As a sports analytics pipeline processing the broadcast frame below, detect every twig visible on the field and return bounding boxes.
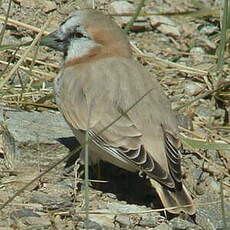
[53,199,229,216]
[0,15,49,35]
[0,17,52,89]
[216,0,228,75]
[0,60,55,80]
[175,84,228,111]
[124,0,146,33]
[0,0,12,45]
[0,100,57,109]
[130,42,208,75]
[181,135,230,177]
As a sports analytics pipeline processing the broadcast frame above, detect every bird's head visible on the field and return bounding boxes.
[41,9,132,66]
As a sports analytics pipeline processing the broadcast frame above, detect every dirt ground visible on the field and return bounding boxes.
[0,0,229,229]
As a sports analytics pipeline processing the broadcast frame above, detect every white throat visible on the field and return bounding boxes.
[66,38,100,62]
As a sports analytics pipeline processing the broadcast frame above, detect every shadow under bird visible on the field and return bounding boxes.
[41,9,196,215]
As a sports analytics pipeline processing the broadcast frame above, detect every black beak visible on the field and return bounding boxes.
[40,30,66,52]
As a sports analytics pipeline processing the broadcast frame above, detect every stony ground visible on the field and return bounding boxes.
[0,0,229,229]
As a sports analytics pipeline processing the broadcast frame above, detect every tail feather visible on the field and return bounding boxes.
[151,180,196,215]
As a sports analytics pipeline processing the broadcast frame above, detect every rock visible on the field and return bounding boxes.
[1,110,73,145]
[149,16,180,37]
[183,81,203,96]
[195,194,230,230]
[175,113,193,130]
[105,192,117,199]
[78,219,103,230]
[115,214,131,227]
[0,109,77,166]
[154,222,173,230]
[108,1,150,31]
[21,36,33,43]
[1,3,14,16]
[213,108,226,121]
[21,0,57,13]
[29,191,72,210]
[108,1,135,26]
[209,179,220,193]
[1,30,18,45]
[106,202,148,213]
[87,209,115,229]
[169,217,202,230]
[196,37,216,51]
[195,104,211,118]
[107,202,165,228]
[10,208,41,219]
[190,47,205,62]
[200,26,219,35]
[139,213,165,228]
[42,0,57,13]
[22,216,51,228]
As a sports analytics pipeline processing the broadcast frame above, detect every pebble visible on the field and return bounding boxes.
[22,216,51,228]
[1,111,73,144]
[87,209,115,229]
[195,104,211,118]
[139,213,165,228]
[149,15,180,37]
[169,217,202,230]
[108,1,135,26]
[105,192,117,199]
[200,26,219,35]
[153,222,173,230]
[21,0,57,13]
[106,202,148,213]
[115,214,131,227]
[196,194,230,229]
[10,208,40,219]
[183,81,203,96]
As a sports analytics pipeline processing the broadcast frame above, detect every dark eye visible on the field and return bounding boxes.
[75,31,84,38]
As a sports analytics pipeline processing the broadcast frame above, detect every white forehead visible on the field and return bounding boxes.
[60,13,84,33]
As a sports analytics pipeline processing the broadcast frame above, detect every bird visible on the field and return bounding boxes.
[42,9,195,215]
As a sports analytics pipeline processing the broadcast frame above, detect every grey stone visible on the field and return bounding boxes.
[149,16,180,37]
[21,216,51,228]
[175,113,193,130]
[200,26,219,35]
[82,219,103,230]
[29,191,72,209]
[183,81,203,96]
[195,194,230,230]
[106,202,149,213]
[2,110,72,144]
[209,179,220,193]
[154,222,173,230]
[169,217,202,229]
[108,1,135,26]
[21,0,57,13]
[139,213,165,227]
[195,105,211,118]
[105,193,117,199]
[115,214,130,226]
[86,209,115,229]
[190,47,205,62]
[10,208,40,219]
